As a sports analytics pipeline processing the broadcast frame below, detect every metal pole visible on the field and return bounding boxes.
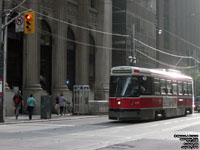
[0,0,6,123]
[2,14,8,122]
[0,0,26,122]
[129,24,136,66]
[156,0,160,68]
[132,24,135,58]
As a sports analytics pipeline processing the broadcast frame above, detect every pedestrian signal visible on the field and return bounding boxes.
[24,12,35,34]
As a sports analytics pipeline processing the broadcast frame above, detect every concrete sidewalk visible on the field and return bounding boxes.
[1,114,106,125]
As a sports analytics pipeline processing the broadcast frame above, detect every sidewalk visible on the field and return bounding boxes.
[1,114,106,125]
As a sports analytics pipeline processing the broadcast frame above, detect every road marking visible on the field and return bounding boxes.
[17,123,76,127]
[164,122,171,125]
[148,124,159,127]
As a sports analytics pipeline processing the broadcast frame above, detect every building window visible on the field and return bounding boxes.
[91,0,96,8]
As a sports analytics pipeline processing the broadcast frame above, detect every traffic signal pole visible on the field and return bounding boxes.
[0,0,26,122]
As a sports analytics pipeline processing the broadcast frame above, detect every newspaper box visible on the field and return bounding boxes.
[73,85,89,114]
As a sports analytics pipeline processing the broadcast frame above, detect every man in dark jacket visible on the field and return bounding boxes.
[13,91,22,119]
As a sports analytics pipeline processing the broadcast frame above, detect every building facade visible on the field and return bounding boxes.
[1,0,112,116]
[157,0,200,97]
[157,0,200,69]
[112,0,157,68]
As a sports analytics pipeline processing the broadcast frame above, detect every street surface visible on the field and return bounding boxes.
[1,113,200,150]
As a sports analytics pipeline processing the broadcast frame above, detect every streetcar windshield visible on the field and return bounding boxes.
[110,76,140,97]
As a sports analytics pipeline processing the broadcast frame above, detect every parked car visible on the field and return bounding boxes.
[195,97,200,112]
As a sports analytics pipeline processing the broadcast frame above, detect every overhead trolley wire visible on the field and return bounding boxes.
[6,0,200,68]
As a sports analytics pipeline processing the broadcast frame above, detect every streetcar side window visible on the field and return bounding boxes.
[160,79,167,95]
[178,82,183,95]
[153,78,160,95]
[166,80,172,95]
[172,82,178,95]
[140,76,153,95]
[183,82,188,96]
[188,83,192,95]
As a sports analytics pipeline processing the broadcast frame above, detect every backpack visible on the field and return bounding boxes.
[13,96,20,105]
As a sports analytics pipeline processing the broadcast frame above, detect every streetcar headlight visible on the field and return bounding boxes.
[117,101,121,105]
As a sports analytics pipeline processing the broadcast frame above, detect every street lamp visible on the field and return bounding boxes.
[128,55,136,66]
[158,29,162,35]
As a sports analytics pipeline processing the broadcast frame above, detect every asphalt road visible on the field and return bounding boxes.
[1,113,200,150]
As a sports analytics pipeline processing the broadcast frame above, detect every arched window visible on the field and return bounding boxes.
[67,27,76,90]
[89,34,95,89]
[40,20,52,94]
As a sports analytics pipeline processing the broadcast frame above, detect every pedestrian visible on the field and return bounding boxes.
[55,93,60,115]
[27,94,36,120]
[13,91,23,119]
[59,93,66,115]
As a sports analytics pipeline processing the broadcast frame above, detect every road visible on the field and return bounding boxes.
[0,113,200,150]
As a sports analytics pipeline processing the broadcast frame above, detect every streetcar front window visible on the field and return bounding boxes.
[110,76,140,97]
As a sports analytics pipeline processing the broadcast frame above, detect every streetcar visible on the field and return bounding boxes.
[109,66,194,120]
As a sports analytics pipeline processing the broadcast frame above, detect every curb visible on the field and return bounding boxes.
[0,115,107,125]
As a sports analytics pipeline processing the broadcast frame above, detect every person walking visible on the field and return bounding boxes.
[59,93,66,115]
[13,91,23,119]
[27,94,36,120]
[55,93,60,115]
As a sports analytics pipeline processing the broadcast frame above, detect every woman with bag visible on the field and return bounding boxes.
[27,94,36,120]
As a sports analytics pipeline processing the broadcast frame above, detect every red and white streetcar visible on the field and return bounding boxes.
[109,66,194,120]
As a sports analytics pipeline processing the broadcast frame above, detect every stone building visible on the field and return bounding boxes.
[1,0,112,116]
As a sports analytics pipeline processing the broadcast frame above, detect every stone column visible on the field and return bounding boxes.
[52,0,69,111]
[95,0,112,100]
[76,0,89,85]
[23,0,43,115]
[23,0,41,90]
[53,0,68,91]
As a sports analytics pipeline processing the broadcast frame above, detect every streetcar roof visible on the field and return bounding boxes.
[111,66,192,80]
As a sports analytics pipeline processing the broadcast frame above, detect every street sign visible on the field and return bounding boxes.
[15,15,24,32]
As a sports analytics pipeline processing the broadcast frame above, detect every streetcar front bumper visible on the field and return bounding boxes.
[109,108,154,120]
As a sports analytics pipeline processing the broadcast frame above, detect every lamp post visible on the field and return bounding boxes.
[0,0,6,123]
[129,24,136,66]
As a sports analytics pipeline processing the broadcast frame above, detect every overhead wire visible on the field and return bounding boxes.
[5,0,200,68]
[39,29,197,70]
[136,50,196,69]
[7,0,130,38]
[38,29,125,52]
[113,2,200,51]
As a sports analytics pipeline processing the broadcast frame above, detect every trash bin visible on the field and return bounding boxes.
[41,95,51,119]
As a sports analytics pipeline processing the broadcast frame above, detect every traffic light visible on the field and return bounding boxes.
[24,12,35,34]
